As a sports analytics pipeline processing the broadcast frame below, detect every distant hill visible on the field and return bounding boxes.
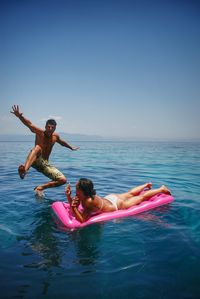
[1,134,198,142]
[0,133,105,142]
[59,132,104,141]
[0,134,34,142]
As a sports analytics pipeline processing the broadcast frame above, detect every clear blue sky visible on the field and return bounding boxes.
[1,0,200,140]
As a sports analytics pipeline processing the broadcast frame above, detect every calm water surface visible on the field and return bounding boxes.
[0,141,200,299]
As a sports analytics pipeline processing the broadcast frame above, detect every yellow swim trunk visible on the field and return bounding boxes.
[32,156,65,181]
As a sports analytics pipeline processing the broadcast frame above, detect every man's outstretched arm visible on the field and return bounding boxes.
[56,135,79,150]
[11,105,41,133]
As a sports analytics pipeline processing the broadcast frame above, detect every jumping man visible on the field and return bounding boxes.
[11,105,79,195]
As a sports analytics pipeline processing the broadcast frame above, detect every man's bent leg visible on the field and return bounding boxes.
[18,145,42,179]
[33,158,67,192]
[35,176,67,191]
[24,145,42,172]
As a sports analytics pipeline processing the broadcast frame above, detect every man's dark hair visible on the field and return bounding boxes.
[77,178,96,199]
[46,119,57,126]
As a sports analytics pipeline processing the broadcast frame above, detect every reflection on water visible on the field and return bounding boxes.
[19,204,61,270]
[70,225,103,266]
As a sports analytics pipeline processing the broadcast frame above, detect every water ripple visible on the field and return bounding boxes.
[1,141,200,298]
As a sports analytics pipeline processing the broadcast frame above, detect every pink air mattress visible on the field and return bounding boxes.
[52,193,174,229]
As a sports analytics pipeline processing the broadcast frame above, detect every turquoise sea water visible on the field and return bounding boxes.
[0,141,200,299]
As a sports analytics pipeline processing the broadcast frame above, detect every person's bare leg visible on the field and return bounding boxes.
[18,145,42,179]
[128,182,152,195]
[119,182,152,199]
[34,176,67,191]
[24,145,42,171]
[120,186,171,209]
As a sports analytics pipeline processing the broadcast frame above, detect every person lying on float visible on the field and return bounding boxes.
[65,178,171,223]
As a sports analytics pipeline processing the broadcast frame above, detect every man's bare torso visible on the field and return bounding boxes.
[35,131,58,160]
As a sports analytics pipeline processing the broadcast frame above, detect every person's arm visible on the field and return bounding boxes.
[10,105,42,134]
[65,186,86,222]
[65,184,73,205]
[56,135,79,151]
[71,206,85,223]
[70,196,89,223]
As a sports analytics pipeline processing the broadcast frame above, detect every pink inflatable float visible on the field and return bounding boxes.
[52,193,174,229]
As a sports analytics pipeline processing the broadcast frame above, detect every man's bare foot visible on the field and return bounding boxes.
[18,165,26,179]
[34,186,45,198]
[160,185,171,195]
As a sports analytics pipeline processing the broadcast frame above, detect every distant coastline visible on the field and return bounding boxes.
[0,133,105,142]
[0,133,199,143]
